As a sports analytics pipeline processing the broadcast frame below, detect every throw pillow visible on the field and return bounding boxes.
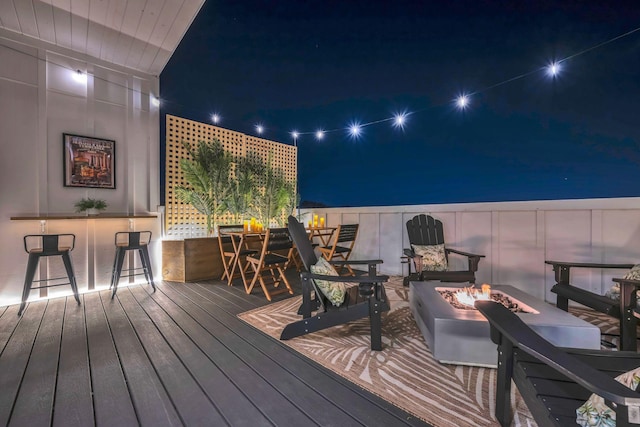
[310,257,346,306]
[576,365,640,426]
[604,264,640,308]
[412,244,448,271]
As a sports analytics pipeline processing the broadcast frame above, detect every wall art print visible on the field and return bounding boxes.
[63,133,115,189]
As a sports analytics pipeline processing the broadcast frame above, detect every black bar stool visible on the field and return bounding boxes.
[110,231,156,299]
[20,234,80,316]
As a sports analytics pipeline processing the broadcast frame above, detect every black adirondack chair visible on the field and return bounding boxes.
[403,214,484,285]
[476,299,640,427]
[282,216,390,351]
[545,260,638,351]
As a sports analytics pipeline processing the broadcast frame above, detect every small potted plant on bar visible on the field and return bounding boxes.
[74,197,107,216]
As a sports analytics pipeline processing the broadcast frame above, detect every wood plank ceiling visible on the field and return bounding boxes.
[0,0,205,76]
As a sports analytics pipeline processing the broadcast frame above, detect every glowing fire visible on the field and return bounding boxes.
[455,284,492,307]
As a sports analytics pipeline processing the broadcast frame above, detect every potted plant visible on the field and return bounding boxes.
[174,139,233,235]
[74,197,107,216]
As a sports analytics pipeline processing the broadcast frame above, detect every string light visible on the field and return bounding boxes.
[205,26,640,143]
[348,122,362,139]
[212,113,220,124]
[151,96,160,107]
[256,124,264,135]
[393,112,408,129]
[547,61,561,77]
[456,94,469,109]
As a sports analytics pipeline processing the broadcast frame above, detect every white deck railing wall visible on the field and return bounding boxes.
[302,197,640,303]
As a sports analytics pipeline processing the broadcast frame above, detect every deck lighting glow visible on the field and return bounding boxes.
[72,69,87,84]
[315,130,324,140]
[256,124,264,134]
[212,114,220,124]
[456,95,469,109]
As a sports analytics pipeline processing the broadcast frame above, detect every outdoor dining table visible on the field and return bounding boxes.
[307,226,337,246]
[218,229,265,290]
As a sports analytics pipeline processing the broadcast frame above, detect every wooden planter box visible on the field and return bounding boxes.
[162,238,223,282]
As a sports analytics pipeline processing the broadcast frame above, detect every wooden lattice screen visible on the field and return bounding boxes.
[165,114,297,237]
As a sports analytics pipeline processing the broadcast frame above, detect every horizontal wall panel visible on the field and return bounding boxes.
[0,41,38,84]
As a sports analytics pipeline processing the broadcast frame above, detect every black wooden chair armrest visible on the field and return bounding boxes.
[475,300,640,407]
[446,248,483,272]
[403,248,415,258]
[545,260,635,270]
[446,247,485,258]
[613,278,640,286]
[301,271,389,283]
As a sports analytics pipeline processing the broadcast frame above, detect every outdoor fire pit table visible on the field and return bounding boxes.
[409,282,601,367]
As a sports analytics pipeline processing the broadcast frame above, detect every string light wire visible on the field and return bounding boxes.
[4,25,638,142]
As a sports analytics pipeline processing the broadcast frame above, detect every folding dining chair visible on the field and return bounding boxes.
[245,227,294,301]
[318,224,359,275]
[217,224,257,286]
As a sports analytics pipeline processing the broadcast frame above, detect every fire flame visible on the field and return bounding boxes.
[455,284,492,307]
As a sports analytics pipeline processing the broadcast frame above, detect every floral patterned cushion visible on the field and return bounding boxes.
[576,365,640,426]
[412,244,448,272]
[310,257,346,306]
[605,264,640,308]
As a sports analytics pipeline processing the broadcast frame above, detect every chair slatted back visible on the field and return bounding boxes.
[406,214,445,246]
[335,224,359,244]
[266,227,293,252]
[287,216,318,271]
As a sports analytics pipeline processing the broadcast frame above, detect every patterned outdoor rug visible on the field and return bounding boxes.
[238,277,622,427]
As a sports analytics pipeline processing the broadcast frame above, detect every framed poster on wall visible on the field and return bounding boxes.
[63,133,116,189]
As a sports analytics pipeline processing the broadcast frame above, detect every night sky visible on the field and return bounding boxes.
[160,0,640,208]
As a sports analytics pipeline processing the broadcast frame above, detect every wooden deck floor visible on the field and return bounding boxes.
[0,273,431,427]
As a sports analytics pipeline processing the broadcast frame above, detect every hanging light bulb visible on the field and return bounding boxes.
[547,61,561,77]
[256,124,264,134]
[151,96,160,107]
[348,122,362,139]
[212,114,220,124]
[315,130,324,140]
[393,112,408,129]
[456,94,469,109]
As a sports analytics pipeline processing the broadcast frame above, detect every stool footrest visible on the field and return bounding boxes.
[117,273,147,279]
[32,276,71,283]
[30,282,72,290]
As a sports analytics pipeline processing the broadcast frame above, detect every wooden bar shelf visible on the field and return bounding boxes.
[11,213,158,220]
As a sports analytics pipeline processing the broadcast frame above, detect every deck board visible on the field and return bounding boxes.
[10,299,64,426]
[156,282,316,426]
[84,292,138,426]
[177,281,427,426]
[0,301,47,425]
[102,290,182,426]
[54,298,94,427]
[125,286,232,425]
[130,285,272,426]
[0,276,431,427]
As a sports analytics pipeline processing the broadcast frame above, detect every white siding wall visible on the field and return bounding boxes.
[304,197,640,303]
[0,31,160,307]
